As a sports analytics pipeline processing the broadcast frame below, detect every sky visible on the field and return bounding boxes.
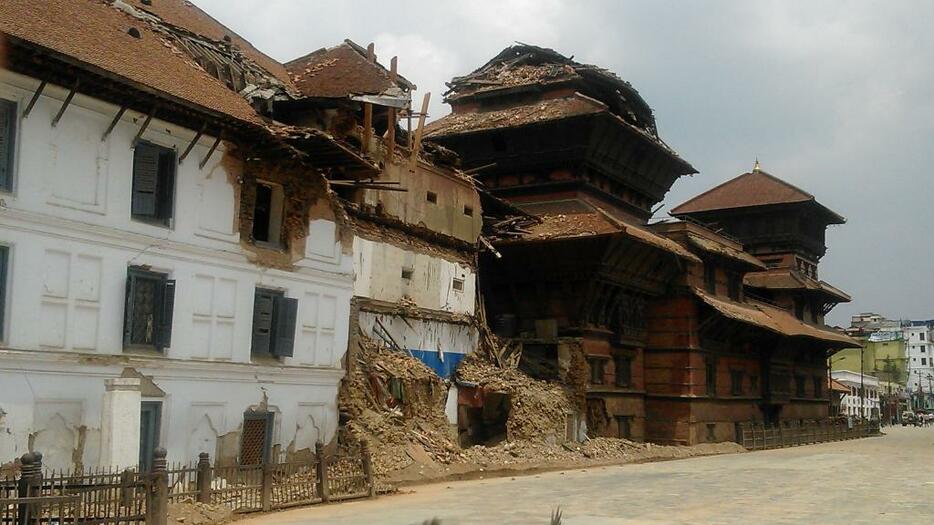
[195,0,934,326]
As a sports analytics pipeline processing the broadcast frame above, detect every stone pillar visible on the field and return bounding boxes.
[99,378,142,469]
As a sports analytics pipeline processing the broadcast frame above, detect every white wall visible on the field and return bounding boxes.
[352,236,475,315]
[0,71,353,469]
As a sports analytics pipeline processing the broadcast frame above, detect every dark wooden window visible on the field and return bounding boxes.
[240,411,274,465]
[251,288,298,358]
[794,299,805,320]
[589,357,607,385]
[131,141,176,226]
[0,99,16,192]
[615,355,632,388]
[730,370,744,395]
[0,245,7,340]
[705,358,717,396]
[813,377,823,398]
[123,267,175,351]
[727,272,741,301]
[795,374,806,397]
[704,263,717,294]
[615,415,633,439]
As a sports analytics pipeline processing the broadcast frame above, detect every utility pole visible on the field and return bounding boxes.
[859,345,866,419]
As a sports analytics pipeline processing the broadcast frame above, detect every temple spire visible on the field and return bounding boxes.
[753,158,761,172]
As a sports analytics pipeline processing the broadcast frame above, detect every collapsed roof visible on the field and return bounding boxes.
[443,43,659,139]
[285,39,416,107]
[0,0,377,174]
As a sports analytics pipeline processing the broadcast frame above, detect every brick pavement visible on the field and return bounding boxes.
[239,426,934,524]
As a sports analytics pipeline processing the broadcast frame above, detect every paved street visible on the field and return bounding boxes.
[242,426,934,524]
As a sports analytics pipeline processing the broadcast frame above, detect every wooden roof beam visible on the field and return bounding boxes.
[50,80,79,127]
[22,80,46,119]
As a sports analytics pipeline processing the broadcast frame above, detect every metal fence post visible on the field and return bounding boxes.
[196,452,212,504]
[149,448,168,525]
[360,442,376,498]
[315,441,329,503]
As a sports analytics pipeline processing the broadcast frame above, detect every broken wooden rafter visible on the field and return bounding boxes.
[387,56,398,157]
[100,105,128,142]
[361,42,376,154]
[479,235,502,259]
[22,80,46,119]
[178,122,207,164]
[131,106,158,147]
[199,132,223,169]
[329,180,408,192]
[463,162,497,175]
[50,80,79,127]
[408,92,431,169]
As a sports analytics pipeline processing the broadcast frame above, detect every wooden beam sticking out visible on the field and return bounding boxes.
[50,80,79,127]
[199,132,223,170]
[408,92,431,169]
[22,80,46,119]
[361,42,376,154]
[101,105,128,142]
[178,122,207,164]
[387,56,398,158]
[463,162,497,175]
[131,107,158,147]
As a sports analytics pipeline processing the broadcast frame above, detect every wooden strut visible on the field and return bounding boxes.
[101,105,128,142]
[408,92,431,169]
[50,80,79,127]
[387,56,398,157]
[361,43,375,154]
[131,107,157,147]
[22,80,46,119]
[178,122,207,164]
[199,132,223,169]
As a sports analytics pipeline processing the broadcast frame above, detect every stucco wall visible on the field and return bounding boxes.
[0,71,352,469]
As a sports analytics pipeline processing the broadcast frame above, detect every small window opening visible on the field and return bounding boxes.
[452,277,465,291]
[705,358,717,396]
[252,182,285,247]
[589,357,607,385]
[463,205,474,216]
[401,268,414,280]
[131,141,176,227]
[426,191,438,204]
[730,370,744,395]
[616,415,633,439]
[706,423,717,442]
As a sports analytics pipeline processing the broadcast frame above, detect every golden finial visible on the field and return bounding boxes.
[753,158,761,172]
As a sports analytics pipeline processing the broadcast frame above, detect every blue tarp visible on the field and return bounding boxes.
[408,349,467,378]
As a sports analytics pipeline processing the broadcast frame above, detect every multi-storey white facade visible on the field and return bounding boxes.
[905,324,934,393]
[0,70,352,471]
[832,370,880,419]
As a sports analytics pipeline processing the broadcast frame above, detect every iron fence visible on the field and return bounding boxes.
[737,419,881,450]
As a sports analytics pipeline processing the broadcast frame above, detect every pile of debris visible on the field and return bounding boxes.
[456,351,573,442]
[167,501,234,525]
[339,335,461,478]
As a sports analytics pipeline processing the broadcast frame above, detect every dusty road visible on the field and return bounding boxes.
[241,426,934,524]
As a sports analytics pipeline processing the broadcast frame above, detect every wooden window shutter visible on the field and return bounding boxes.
[0,100,15,191]
[0,245,7,338]
[271,296,297,357]
[251,291,275,355]
[155,279,175,350]
[122,271,136,346]
[132,142,160,217]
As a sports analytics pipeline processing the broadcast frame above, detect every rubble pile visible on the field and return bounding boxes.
[339,335,460,477]
[167,501,234,525]
[457,351,573,441]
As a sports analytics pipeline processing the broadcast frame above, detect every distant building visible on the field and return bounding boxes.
[831,371,880,419]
